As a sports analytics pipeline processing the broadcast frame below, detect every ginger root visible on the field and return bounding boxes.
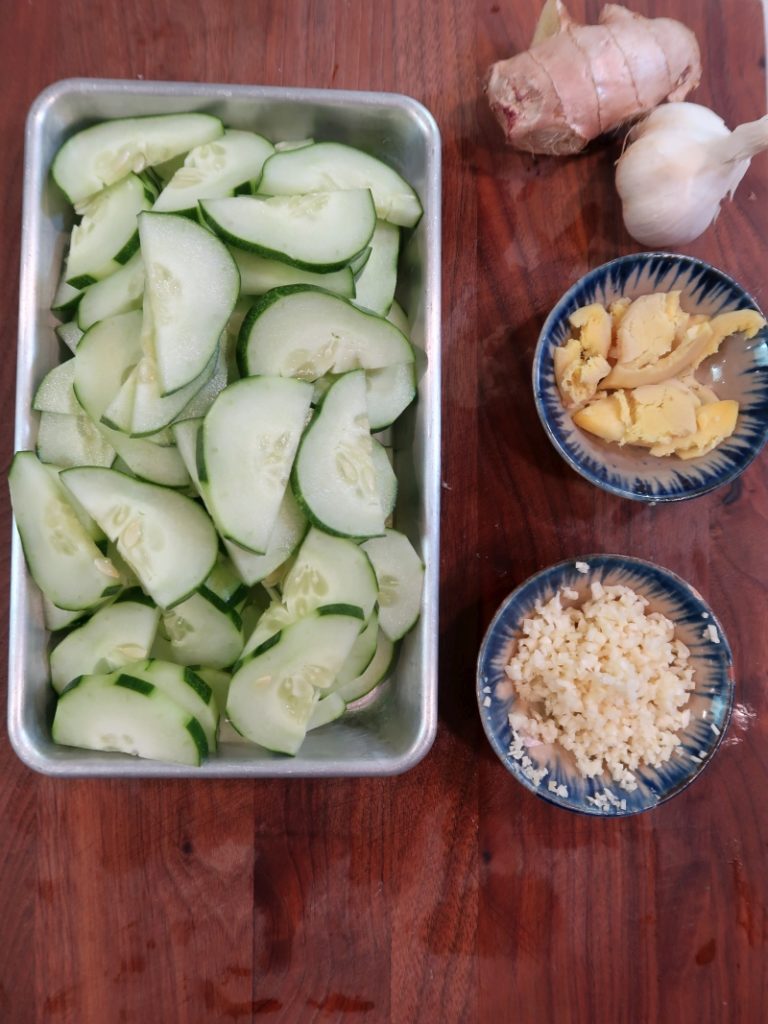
[486,0,701,155]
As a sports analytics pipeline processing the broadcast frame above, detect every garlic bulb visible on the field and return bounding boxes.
[616,102,768,247]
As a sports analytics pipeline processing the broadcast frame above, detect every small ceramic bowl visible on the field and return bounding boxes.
[477,555,734,816]
[533,253,768,502]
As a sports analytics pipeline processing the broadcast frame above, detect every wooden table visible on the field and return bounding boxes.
[1,1,766,1021]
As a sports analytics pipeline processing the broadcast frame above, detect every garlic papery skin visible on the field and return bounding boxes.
[616,103,768,247]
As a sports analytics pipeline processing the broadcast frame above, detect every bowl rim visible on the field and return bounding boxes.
[532,252,768,503]
[476,553,736,817]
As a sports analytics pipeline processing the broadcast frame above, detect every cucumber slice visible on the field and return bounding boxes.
[232,249,355,298]
[9,453,121,611]
[226,611,363,754]
[139,211,239,395]
[44,596,88,633]
[371,440,397,518]
[53,113,224,204]
[123,331,220,437]
[77,252,144,330]
[282,527,378,621]
[365,362,416,431]
[332,627,395,703]
[350,247,371,277]
[60,467,218,609]
[50,601,161,693]
[173,418,308,585]
[201,190,376,272]
[107,433,190,488]
[307,691,346,731]
[237,285,413,380]
[386,300,409,335]
[73,310,144,422]
[200,376,313,554]
[201,556,249,609]
[274,138,314,152]
[362,529,424,640]
[160,590,244,670]
[33,360,79,415]
[37,411,116,469]
[52,277,83,320]
[353,220,400,315]
[194,667,231,714]
[56,321,84,353]
[292,371,385,539]
[65,174,151,287]
[257,142,423,228]
[120,660,218,751]
[52,672,208,765]
[333,610,380,689]
[153,130,275,213]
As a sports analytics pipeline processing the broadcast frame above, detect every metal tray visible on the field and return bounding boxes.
[9,78,441,777]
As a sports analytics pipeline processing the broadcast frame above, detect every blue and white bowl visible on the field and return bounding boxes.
[477,555,735,817]
[533,254,768,501]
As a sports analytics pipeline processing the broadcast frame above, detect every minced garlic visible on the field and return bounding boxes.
[501,583,695,791]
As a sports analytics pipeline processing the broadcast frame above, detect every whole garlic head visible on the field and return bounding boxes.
[616,103,768,248]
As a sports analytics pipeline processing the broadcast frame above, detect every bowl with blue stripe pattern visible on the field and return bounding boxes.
[477,555,734,816]
[533,253,768,501]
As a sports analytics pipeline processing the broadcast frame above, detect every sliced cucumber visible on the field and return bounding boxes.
[200,376,313,554]
[226,610,363,754]
[53,113,224,204]
[292,371,385,539]
[201,556,249,609]
[120,660,218,751]
[50,600,161,693]
[173,418,308,585]
[139,211,239,395]
[371,440,397,518]
[65,174,151,287]
[274,138,314,152]
[73,310,143,422]
[333,610,380,689]
[172,340,229,423]
[44,596,88,633]
[331,626,395,703]
[153,130,275,213]
[257,142,422,228]
[350,247,371,277]
[107,432,190,488]
[232,249,355,298]
[52,672,207,765]
[56,321,84,353]
[9,453,121,611]
[160,590,244,670]
[237,285,413,380]
[77,252,144,330]
[307,692,346,731]
[201,190,376,272]
[386,300,409,335]
[194,667,231,714]
[52,277,83,320]
[37,411,116,469]
[60,467,218,609]
[365,362,416,431]
[362,529,424,640]
[353,220,400,315]
[282,527,378,621]
[33,360,79,415]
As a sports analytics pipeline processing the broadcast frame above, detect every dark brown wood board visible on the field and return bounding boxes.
[0,1,766,1021]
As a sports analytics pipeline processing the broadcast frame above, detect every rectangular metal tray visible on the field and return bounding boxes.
[9,78,441,777]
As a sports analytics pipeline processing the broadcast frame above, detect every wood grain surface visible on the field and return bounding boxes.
[1,1,767,1022]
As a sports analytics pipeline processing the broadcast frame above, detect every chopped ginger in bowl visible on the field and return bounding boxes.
[533,254,768,502]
